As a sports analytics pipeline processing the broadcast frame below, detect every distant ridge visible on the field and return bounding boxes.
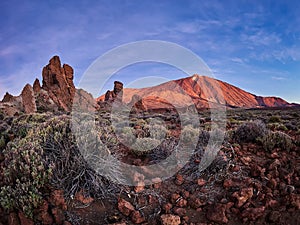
[97,74,296,110]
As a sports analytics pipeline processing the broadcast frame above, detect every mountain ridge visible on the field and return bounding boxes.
[97,74,296,110]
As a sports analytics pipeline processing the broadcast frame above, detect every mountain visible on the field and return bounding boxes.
[98,74,295,110]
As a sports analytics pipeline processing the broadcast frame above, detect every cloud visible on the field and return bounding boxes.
[271,76,287,81]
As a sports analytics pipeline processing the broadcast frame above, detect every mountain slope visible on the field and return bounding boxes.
[98,74,293,109]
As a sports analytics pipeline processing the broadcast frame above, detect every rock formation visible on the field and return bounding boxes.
[33,78,41,93]
[104,81,123,102]
[1,92,14,103]
[21,84,37,114]
[42,56,75,111]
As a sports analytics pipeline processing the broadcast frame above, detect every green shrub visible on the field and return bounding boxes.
[260,131,293,152]
[0,133,52,218]
[268,115,281,123]
[131,138,161,156]
[234,120,267,143]
[181,125,199,145]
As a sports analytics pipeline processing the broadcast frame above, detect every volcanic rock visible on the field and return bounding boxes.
[131,210,145,224]
[160,214,181,225]
[21,84,37,114]
[42,56,75,111]
[104,81,123,103]
[241,206,265,220]
[206,203,228,224]
[33,78,41,93]
[2,92,14,102]
[118,198,135,216]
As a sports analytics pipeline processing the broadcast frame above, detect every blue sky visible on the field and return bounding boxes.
[0,0,300,103]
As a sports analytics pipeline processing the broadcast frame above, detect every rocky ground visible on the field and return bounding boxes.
[0,107,299,225]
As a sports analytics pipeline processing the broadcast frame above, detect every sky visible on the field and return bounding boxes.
[0,0,300,103]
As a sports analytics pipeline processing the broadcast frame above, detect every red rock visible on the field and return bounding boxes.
[2,92,14,102]
[182,190,190,199]
[160,214,181,225]
[63,222,72,225]
[232,187,253,208]
[206,203,228,224]
[8,212,20,225]
[241,206,265,220]
[118,198,135,216]
[18,212,34,225]
[170,193,180,204]
[173,207,187,216]
[33,78,41,93]
[197,178,206,187]
[176,199,187,207]
[50,190,67,210]
[175,174,184,185]
[21,84,37,113]
[42,56,76,111]
[74,189,94,204]
[163,203,173,213]
[188,195,205,209]
[51,207,65,225]
[38,200,53,225]
[290,194,300,209]
[131,210,145,224]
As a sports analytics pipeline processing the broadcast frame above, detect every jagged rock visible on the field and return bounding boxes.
[33,78,41,93]
[2,92,14,102]
[21,84,36,114]
[36,89,58,112]
[118,198,135,216]
[206,203,228,224]
[73,89,97,112]
[42,56,75,111]
[104,81,123,102]
[160,214,181,225]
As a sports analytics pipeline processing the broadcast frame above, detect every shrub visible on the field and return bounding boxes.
[0,133,52,218]
[181,125,199,145]
[260,131,293,152]
[234,120,267,143]
[41,116,123,198]
[131,138,161,156]
[268,115,281,123]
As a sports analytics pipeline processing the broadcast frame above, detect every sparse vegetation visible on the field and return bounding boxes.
[234,120,267,143]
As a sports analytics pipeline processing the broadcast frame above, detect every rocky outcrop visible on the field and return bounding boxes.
[21,84,36,114]
[33,78,41,93]
[104,81,123,102]
[2,92,14,103]
[42,56,75,111]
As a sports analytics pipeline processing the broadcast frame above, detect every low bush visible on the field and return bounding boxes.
[0,133,52,218]
[234,120,267,143]
[131,138,161,156]
[260,131,293,152]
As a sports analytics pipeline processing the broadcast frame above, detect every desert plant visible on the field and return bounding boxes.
[131,138,161,156]
[268,115,281,123]
[234,120,267,143]
[259,131,293,152]
[0,132,52,218]
[181,125,200,146]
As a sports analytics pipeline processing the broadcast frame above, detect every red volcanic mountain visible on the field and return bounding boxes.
[98,74,294,110]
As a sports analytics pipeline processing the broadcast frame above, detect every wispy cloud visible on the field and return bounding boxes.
[272,76,287,81]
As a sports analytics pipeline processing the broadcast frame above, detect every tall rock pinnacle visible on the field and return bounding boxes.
[42,56,75,111]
